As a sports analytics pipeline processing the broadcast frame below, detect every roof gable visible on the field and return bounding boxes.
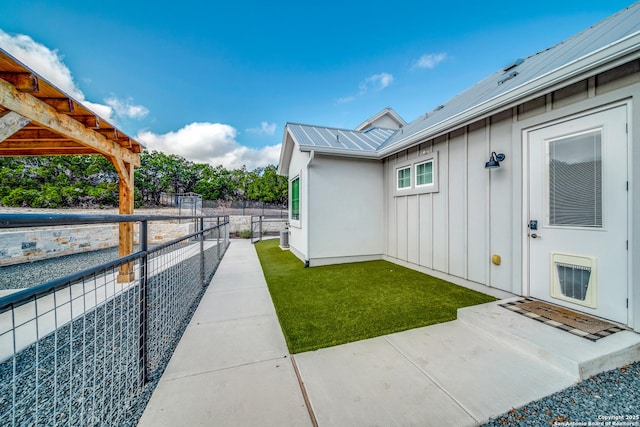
[355,107,407,131]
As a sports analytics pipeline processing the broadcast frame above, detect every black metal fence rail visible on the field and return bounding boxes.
[0,214,230,426]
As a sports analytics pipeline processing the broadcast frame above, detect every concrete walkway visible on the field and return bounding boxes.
[138,239,312,426]
[139,239,640,427]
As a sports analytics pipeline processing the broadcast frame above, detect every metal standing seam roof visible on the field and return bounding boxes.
[285,2,640,158]
[286,123,397,154]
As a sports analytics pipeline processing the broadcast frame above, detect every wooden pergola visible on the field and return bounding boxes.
[0,48,143,280]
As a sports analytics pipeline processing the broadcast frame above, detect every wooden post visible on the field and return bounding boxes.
[112,157,135,282]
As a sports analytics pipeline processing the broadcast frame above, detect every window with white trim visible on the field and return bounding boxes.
[415,160,433,187]
[397,167,411,190]
[291,176,300,221]
[392,151,439,196]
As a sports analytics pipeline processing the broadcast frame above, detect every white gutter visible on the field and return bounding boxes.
[304,150,314,267]
[298,145,380,160]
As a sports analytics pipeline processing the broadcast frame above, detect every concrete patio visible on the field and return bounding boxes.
[138,239,640,427]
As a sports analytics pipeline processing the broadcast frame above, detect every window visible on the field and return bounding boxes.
[416,160,433,187]
[291,177,300,221]
[393,151,439,196]
[548,130,602,227]
[397,167,411,190]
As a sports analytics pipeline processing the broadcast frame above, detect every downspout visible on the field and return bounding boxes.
[304,150,315,267]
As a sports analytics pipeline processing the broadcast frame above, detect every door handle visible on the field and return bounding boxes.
[530,233,541,239]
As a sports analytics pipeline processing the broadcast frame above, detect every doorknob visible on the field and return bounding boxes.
[530,233,541,239]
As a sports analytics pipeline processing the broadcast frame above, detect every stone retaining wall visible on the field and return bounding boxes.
[0,221,194,266]
[0,209,288,266]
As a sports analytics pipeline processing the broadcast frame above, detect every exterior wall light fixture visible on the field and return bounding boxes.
[485,152,506,169]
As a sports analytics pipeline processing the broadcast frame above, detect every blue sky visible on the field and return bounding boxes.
[0,1,634,169]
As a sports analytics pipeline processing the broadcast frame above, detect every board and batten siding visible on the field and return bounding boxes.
[384,115,514,293]
[383,59,640,298]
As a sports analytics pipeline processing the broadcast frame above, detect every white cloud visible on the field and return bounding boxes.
[0,30,84,100]
[0,30,148,123]
[246,121,276,135]
[105,96,149,119]
[137,122,280,170]
[359,72,394,94]
[336,72,393,104]
[82,101,114,121]
[411,53,447,70]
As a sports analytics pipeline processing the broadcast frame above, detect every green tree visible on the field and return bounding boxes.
[248,164,288,205]
[194,164,234,201]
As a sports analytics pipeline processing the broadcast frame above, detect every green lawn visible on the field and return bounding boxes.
[255,239,496,354]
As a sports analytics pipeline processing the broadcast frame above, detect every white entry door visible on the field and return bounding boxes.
[528,105,628,324]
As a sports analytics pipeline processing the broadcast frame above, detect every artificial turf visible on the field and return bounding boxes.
[254,239,496,354]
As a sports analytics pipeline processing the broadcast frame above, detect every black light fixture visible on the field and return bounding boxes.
[485,152,506,169]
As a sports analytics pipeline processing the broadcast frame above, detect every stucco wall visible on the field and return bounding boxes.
[286,148,310,263]
[308,154,383,264]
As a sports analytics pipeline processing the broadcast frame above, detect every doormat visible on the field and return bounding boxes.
[500,298,626,342]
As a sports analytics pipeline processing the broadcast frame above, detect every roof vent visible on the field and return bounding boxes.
[503,58,524,72]
[434,105,444,111]
[498,71,519,85]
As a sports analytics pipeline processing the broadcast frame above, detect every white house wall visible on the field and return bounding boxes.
[384,122,514,293]
[287,147,310,263]
[383,60,640,320]
[308,154,384,265]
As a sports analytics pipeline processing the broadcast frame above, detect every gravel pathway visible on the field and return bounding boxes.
[482,362,640,426]
[0,248,121,291]
[0,246,218,426]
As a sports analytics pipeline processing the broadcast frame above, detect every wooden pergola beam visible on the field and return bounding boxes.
[111,157,135,282]
[3,128,66,140]
[0,72,39,92]
[0,49,142,284]
[69,114,100,129]
[0,111,30,142]
[40,98,74,113]
[0,78,140,166]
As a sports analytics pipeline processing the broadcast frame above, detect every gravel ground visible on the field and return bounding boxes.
[0,245,224,426]
[0,248,120,290]
[482,362,640,426]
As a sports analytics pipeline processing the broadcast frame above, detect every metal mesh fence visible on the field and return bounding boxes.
[0,215,229,426]
[250,215,289,244]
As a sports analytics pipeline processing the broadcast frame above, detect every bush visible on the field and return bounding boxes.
[32,184,63,208]
[1,188,39,207]
[238,229,252,239]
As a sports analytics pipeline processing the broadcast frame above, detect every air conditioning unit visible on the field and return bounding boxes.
[280,229,290,249]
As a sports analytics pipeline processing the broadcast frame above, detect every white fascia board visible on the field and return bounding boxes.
[278,127,296,176]
[298,145,379,160]
[377,31,640,158]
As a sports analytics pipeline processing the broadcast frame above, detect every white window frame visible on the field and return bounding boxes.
[393,151,439,196]
[290,175,301,227]
[415,159,434,188]
[396,166,411,190]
